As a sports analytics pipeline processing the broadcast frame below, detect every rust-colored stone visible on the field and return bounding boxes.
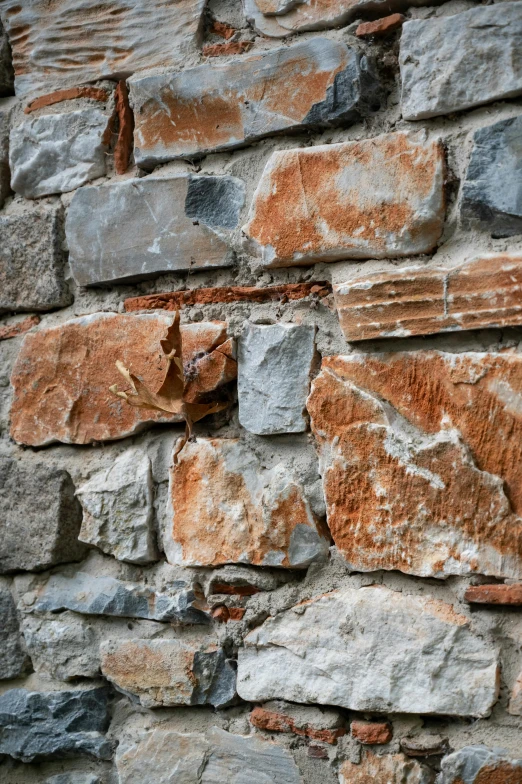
[339,753,430,783]
[203,41,253,57]
[113,80,134,175]
[10,314,235,447]
[0,315,40,341]
[250,707,345,744]
[24,86,109,114]
[464,584,522,605]
[212,606,246,623]
[351,720,393,745]
[124,282,331,312]
[210,19,237,39]
[356,14,405,38]
[210,582,261,596]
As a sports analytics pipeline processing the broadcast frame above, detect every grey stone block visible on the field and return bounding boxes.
[0,581,28,679]
[439,745,522,783]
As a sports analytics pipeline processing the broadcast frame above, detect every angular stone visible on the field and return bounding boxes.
[0,201,71,313]
[0,0,207,98]
[238,323,315,434]
[401,735,449,758]
[243,132,445,267]
[33,571,209,625]
[250,702,345,744]
[461,116,522,239]
[339,752,432,784]
[237,585,499,717]
[334,255,522,341]
[464,584,522,606]
[400,4,522,121]
[100,639,236,708]
[356,14,405,38]
[167,438,329,568]
[351,721,392,745]
[130,38,382,166]
[116,725,301,784]
[509,672,522,716]
[0,19,13,95]
[77,449,157,564]
[0,582,28,679]
[307,352,522,579]
[10,313,236,446]
[0,687,112,762]
[0,458,85,574]
[66,175,242,285]
[439,746,522,784]
[10,109,111,199]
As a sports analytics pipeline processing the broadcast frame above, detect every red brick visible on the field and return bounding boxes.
[212,606,246,623]
[356,14,405,38]
[210,19,237,39]
[250,707,345,744]
[24,87,109,114]
[464,584,522,606]
[0,315,40,342]
[351,720,393,745]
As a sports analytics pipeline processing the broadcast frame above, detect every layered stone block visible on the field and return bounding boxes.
[334,255,522,341]
[242,132,445,267]
[307,352,522,579]
[130,38,382,166]
[340,753,431,783]
[9,313,236,446]
[0,582,28,679]
[439,746,522,783]
[400,4,522,121]
[66,175,243,285]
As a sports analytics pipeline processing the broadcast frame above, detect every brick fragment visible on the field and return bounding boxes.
[251,705,345,744]
[356,14,405,38]
[203,41,253,57]
[24,87,109,114]
[351,720,392,745]
[210,582,261,596]
[0,315,39,341]
[211,19,237,39]
[212,606,246,622]
[464,584,522,606]
[113,80,134,175]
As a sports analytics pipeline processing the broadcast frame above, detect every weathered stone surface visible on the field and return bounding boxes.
[167,438,329,568]
[243,132,445,267]
[339,752,432,784]
[464,584,522,606]
[0,0,207,98]
[0,687,112,762]
[66,175,242,285]
[0,582,28,679]
[307,352,522,579]
[461,116,522,239]
[45,776,100,784]
[334,255,522,341]
[10,313,236,446]
[0,19,14,95]
[0,97,15,208]
[0,201,71,313]
[439,745,522,783]
[400,4,522,121]
[401,735,449,758]
[0,314,39,341]
[351,720,392,745]
[116,725,301,783]
[130,38,382,166]
[100,639,236,708]
[0,458,85,574]
[238,323,315,434]
[202,41,253,57]
[33,571,209,625]
[237,585,499,717]
[509,672,522,716]
[250,701,345,744]
[77,449,157,564]
[356,13,405,38]
[10,109,111,198]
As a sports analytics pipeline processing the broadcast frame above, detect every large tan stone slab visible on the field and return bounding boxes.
[10,313,236,446]
[0,0,207,98]
[339,752,432,784]
[243,132,445,267]
[307,352,522,579]
[334,255,522,341]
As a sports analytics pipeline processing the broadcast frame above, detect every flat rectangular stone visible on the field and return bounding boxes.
[0,0,206,98]
[129,38,382,166]
[10,313,236,446]
[66,175,243,285]
[237,585,499,717]
[334,255,522,341]
[464,584,522,606]
[242,131,445,267]
[400,4,522,121]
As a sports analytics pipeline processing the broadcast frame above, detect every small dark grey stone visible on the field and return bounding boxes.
[185,175,245,230]
[0,582,29,679]
[192,649,237,708]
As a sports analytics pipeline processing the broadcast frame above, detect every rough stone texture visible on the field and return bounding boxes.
[0,97,15,208]
[461,116,522,239]
[10,314,236,446]
[0,581,28,679]
[250,702,345,744]
[0,458,86,574]
[439,745,522,783]
[0,19,14,95]
[339,752,432,784]
[33,571,209,625]
[66,175,242,285]
[237,585,499,717]
[0,314,40,341]
[0,201,71,313]
[238,323,315,434]
[334,255,522,341]
[356,14,405,38]
[202,41,253,57]
[351,720,393,745]
[307,352,522,579]
[116,725,302,783]
[464,584,522,606]
[401,735,449,758]
[166,438,329,568]
[130,38,382,166]
[101,639,236,708]
[400,4,522,121]
[242,132,445,267]
[9,109,111,198]
[45,776,100,784]
[77,449,157,564]
[0,0,207,98]
[0,687,112,762]
[509,673,522,716]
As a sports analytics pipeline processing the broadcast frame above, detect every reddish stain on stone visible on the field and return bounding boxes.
[464,584,522,605]
[0,315,40,341]
[203,41,253,57]
[351,720,393,745]
[24,86,109,113]
[356,14,405,38]
[250,706,345,744]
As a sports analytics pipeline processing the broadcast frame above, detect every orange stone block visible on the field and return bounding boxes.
[356,14,405,38]
[351,720,393,745]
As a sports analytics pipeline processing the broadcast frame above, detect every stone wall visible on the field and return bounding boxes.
[1,1,522,782]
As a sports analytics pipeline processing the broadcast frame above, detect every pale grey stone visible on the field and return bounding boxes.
[461,115,522,238]
[238,323,315,434]
[77,449,158,565]
[65,175,240,286]
[10,109,111,199]
[237,585,499,717]
[438,745,522,783]
[46,776,100,784]
[0,458,86,574]
[0,202,72,313]
[0,581,28,679]
[400,4,522,120]
[0,19,14,95]
[116,725,301,783]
